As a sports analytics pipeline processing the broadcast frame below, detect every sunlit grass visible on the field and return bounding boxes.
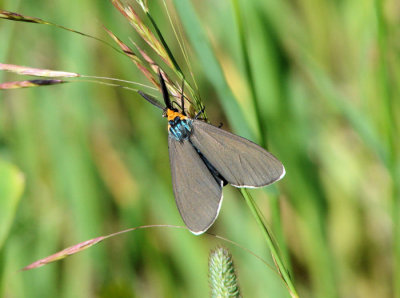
[0,0,399,297]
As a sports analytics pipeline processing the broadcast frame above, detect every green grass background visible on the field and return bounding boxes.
[0,0,399,297]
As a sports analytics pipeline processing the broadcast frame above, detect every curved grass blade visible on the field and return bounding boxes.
[22,224,277,276]
[240,188,298,298]
[0,10,122,54]
[21,223,291,293]
[230,0,290,274]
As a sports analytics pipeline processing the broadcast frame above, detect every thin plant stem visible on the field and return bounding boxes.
[231,0,266,147]
[143,9,204,113]
[231,0,291,272]
[240,188,299,298]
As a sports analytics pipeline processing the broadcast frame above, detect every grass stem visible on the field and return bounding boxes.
[240,188,298,298]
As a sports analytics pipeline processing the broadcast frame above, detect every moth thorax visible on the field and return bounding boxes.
[169,116,193,141]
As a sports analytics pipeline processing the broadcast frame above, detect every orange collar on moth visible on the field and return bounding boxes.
[166,109,187,121]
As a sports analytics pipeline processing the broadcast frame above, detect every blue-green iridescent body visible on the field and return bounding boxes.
[169,116,193,141]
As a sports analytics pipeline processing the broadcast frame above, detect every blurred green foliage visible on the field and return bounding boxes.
[0,159,24,249]
[0,0,399,297]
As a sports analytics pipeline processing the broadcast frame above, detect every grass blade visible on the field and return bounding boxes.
[240,189,298,298]
[0,159,24,249]
[0,9,122,54]
[172,0,253,138]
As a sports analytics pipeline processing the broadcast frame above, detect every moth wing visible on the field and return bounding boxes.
[168,136,223,234]
[190,120,285,188]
